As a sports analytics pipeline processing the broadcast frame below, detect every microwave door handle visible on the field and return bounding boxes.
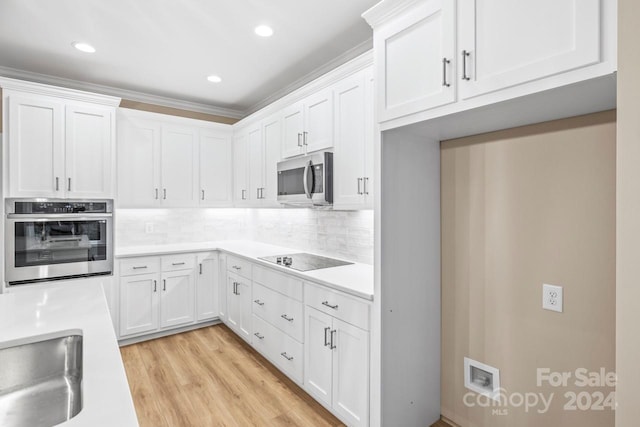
[303,160,312,199]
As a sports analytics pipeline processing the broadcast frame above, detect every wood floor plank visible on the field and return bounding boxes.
[120,324,346,427]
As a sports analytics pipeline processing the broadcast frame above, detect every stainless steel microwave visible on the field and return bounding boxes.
[277,152,333,206]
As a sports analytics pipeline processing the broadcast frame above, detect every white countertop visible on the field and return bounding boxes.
[116,240,374,300]
[0,283,139,427]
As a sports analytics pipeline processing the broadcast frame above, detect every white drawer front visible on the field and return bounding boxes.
[251,314,303,384]
[227,255,252,279]
[161,254,196,272]
[305,282,370,331]
[251,314,273,355]
[253,282,304,342]
[252,282,271,320]
[120,257,160,276]
[253,264,303,301]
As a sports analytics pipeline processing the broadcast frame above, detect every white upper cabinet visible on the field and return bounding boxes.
[198,131,233,206]
[458,0,601,99]
[1,79,119,199]
[332,69,374,209]
[261,114,282,206]
[232,131,249,205]
[161,125,198,206]
[281,89,333,158]
[247,125,264,204]
[374,0,456,122]
[117,108,233,208]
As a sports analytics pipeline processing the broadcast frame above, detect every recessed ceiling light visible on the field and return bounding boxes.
[207,75,222,83]
[72,42,96,53]
[254,25,274,37]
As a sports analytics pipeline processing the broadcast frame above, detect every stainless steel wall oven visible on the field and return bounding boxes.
[5,199,113,285]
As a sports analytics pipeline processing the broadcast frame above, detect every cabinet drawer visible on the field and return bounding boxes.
[305,283,370,330]
[120,257,160,276]
[252,315,303,384]
[161,254,196,272]
[227,255,252,279]
[253,264,303,301]
[253,282,304,342]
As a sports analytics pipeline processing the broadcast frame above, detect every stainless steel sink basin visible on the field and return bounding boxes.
[0,331,83,427]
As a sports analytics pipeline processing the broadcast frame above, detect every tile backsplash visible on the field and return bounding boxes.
[116,208,374,264]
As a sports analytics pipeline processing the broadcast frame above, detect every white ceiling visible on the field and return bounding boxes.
[0,0,378,117]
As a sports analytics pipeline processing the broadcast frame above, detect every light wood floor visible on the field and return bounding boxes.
[120,324,345,427]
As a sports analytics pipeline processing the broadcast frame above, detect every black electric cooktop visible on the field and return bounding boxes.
[258,253,353,272]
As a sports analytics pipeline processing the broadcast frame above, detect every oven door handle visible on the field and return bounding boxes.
[303,160,312,199]
[7,213,113,220]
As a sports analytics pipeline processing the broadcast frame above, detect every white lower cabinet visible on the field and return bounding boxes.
[304,285,370,427]
[226,272,252,341]
[252,314,304,384]
[119,252,217,339]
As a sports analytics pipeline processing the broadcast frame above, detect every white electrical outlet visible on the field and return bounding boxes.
[543,284,563,312]
[145,222,154,234]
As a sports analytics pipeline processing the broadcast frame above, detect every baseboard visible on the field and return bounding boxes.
[118,319,221,346]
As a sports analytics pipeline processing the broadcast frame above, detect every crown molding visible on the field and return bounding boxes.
[236,48,374,129]
[362,0,424,28]
[244,38,373,116]
[0,66,244,119]
[0,76,121,107]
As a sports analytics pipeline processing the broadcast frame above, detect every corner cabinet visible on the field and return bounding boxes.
[117,108,233,208]
[0,78,119,198]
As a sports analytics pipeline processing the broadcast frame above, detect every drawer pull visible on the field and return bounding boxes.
[324,327,331,347]
[232,265,241,270]
[132,266,147,270]
[172,262,186,266]
[280,352,294,361]
[322,301,339,310]
[254,332,264,340]
[330,329,337,350]
[281,314,294,322]
[254,299,265,306]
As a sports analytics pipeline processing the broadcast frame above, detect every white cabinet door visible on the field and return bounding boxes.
[160,270,195,329]
[363,67,375,209]
[8,95,65,197]
[226,274,242,332]
[161,126,198,206]
[199,131,232,206]
[376,0,456,122]
[120,274,159,337]
[236,278,253,341]
[333,71,367,208]
[262,114,282,206]
[65,105,113,198]
[332,319,370,427]
[247,125,264,204]
[458,0,601,99]
[218,255,228,321]
[196,252,218,321]
[282,103,304,158]
[233,132,249,205]
[304,307,334,406]
[117,115,161,207]
[303,89,333,153]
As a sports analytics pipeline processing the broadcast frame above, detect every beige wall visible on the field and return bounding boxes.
[441,111,616,427]
[616,0,640,425]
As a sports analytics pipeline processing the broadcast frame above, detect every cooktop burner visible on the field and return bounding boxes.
[258,253,353,272]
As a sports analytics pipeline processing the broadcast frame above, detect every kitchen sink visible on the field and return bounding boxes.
[0,331,83,427]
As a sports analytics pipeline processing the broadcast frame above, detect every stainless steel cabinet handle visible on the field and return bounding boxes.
[254,332,264,340]
[232,265,241,270]
[153,280,157,292]
[442,58,451,87]
[257,188,260,199]
[199,263,202,275]
[280,352,294,361]
[297,133,302,147]
[303,131,308,146]
[233,281,237,295]
[357,178,363,195]
[322,301,339,310]
[364,177,369,195]
[55,177,59,191]
[155,188,159,199]
[163,279,166,291]
[132,266,147,270]
[281,314,294,322]
[163,189,167,200]
[330,330,336,349]
[254,299,265,306]
[241,189,246,200]
[201,189,205,200]
[462,50,471,81]
[324,327,331,346]
[68,178,72,191]
[172,262,185,266]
